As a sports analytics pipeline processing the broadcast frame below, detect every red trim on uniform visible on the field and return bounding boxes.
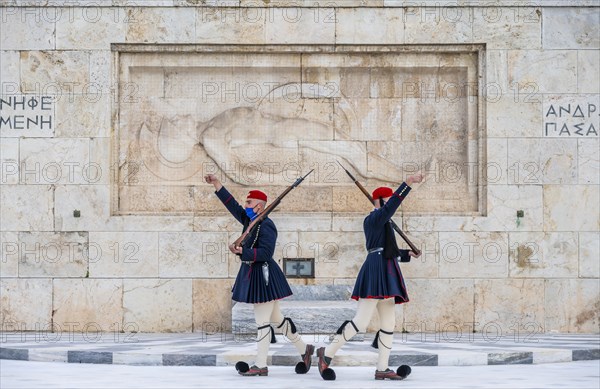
[224,195,233,205]
[394,194,405,201]
[247,267,252,279]
[351,294,409,304]
[351,295,407,300]
[239,294,293,304]
[253,248,257,262]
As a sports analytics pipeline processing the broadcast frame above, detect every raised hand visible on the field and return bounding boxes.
[406,173,424,186]
[204,174,223,190]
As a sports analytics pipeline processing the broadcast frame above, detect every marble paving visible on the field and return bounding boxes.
[1,332,597,367]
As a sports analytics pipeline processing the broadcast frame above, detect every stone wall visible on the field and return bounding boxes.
[1,1,598,335]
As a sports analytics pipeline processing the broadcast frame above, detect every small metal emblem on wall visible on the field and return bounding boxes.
[283,258,315,278]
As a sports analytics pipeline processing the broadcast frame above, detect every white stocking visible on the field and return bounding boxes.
[325,299,379,359]
[270,300,307,355]
[375,298,396,371]
[253,301,275,368]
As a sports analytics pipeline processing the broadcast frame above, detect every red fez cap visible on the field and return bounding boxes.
[247,190,267,202]
[372,187,393,200]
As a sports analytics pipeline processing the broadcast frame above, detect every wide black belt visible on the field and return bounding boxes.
[367,247,384,254]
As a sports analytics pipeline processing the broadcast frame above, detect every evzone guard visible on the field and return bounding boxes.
[317,173,424,381]
[204,172,314,377]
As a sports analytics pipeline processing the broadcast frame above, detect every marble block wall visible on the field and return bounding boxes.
[1,1,599,336]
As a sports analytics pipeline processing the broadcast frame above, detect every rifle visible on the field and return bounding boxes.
[337,161,421,256]
[232,169,314,248]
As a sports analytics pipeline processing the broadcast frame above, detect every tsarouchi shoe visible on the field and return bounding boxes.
[316,347,336,381]
[374,368,405,380]
[295,344,315,374]
[239,365,268,377]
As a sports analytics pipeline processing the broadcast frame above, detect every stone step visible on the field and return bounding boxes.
[285,285,353,301]
[232,300,364,340]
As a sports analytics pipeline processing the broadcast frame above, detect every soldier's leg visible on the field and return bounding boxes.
[270,300,306,355]
[324,298,379,358]
[254,301,276,368]
[374,297,396,371]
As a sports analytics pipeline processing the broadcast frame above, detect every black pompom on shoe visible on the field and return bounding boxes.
[397,365,412,378]
[235,361,250,373]
[295,361,308,374]
[321,367,336,381]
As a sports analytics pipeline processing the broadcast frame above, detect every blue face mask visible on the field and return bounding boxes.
[245,207,258,220]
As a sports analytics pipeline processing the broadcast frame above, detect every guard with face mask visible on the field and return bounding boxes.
[204,174,314,377]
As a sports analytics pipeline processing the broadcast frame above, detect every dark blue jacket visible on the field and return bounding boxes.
[363,182,412,262]
[215,186,276,263]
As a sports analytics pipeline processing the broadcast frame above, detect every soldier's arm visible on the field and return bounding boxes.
[369,182,412,225]
[214,186,248,225]
[369,173,423,225]
[205,174,248,224]
[398,249,411,262]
